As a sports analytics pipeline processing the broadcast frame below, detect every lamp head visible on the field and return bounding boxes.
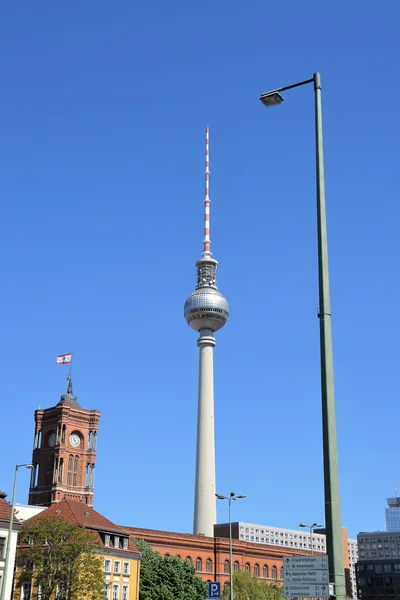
[215,493,226,500]
[260,91,284,108]
[299,523,307,528]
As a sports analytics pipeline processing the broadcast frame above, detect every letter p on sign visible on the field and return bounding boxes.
[208,582,221,598]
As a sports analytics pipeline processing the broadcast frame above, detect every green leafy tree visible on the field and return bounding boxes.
[223,570,285,600]
[18,516,104,600]
[134,539,207,600]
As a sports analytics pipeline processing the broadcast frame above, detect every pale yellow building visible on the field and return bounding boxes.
[14,498,140,600]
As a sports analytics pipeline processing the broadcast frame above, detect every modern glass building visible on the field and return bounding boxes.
[385,497,400,532]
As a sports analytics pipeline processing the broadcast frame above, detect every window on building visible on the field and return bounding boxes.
[0,537,6,559]
[104,584,110,600]
[263,565,268,578]
[196,558,202,572]
[206,559,212,573]
[272,566,277,579]
[21,583,31,600]
[114,536,120,549]
[73,455,79,486]
[123,562,130,575]
[254,564,259,578]
[245,563,250,572]
[234,561,239,572]
[67,455,73,485]
[122,585,128,600]
[280,568,283,579]
[123,538,128,550]
[112,585,119,600]
[114,560,120,574]
[224,560,230,574]
[186,557,191,564]
[105,534,110,547]
[384,564,392,573]
[104,559,111,573]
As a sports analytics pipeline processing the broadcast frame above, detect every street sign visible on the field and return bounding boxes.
[284,569,329,584]
[283,556,328,570]
[283,583,329,598]
[283,555,329,598]
[207,582,221,598]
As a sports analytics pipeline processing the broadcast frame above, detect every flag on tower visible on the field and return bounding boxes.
[56,353,72,365]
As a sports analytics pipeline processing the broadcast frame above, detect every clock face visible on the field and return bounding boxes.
[69,433,80,448]
[48,433,56,447]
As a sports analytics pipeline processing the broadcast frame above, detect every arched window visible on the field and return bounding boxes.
[165,553,170,557]
[67,455,73,485]
[73,456,79,486]
[234,561,239,572]
[245,563,250,572]
[254,564,259,578]
[177,555,181,560]
[206,558,212,573]
[196,558,202,572]
[263,565,268,578]
[272,566,277,579]
[224,560,230,574]
[186,557,192,564]
[279,567,283,580]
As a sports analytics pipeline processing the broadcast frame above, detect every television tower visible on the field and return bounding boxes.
[184,126,229,537]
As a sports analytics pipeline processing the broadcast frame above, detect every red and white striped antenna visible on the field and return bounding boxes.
[202,125,211,257]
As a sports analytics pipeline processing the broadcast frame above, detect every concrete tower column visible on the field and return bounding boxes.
[194,328,216,537]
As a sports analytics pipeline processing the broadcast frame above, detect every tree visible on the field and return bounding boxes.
[223,570,285,600]
[18,516,104,600]
[134,539,207,600]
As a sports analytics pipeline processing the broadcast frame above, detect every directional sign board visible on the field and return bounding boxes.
[207,582,220,598]
[283,555,329,599]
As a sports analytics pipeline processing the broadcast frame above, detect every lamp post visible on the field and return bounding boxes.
[260,73,345,600]
[299,522,323,555]
[0,464,33,600]
[216,492,246,600]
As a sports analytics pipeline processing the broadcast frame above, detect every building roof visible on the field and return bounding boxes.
[0,491,20,525]
[25,499,139,555]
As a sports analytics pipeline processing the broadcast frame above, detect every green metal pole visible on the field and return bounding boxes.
[314,72,345,600]
[0,466,19,600]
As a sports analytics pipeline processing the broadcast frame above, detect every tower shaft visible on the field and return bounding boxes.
[193,329,216,537]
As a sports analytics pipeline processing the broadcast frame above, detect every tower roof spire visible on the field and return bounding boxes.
[202,125,211,258]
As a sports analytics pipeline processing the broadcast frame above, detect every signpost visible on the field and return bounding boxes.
[283,555,330,599]
[207,582,221,599]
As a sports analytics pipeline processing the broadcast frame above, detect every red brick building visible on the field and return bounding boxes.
[122,526,316,586]
[28,380,100,507]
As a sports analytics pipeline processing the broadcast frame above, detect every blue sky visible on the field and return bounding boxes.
[1,1,399,540]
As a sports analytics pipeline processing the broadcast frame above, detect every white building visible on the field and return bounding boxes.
[0,491,20,600]
[348,538,359,599]
[0,495,45,600]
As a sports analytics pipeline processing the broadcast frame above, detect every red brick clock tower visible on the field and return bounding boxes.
[28,377,100,507]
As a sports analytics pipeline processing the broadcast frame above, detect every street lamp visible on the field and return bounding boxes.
[0,464,33,600]
[260,73,345,600]
[216,492,246,600]
[299,522,323,555]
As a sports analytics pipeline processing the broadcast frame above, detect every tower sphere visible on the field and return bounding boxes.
[184,258,229,332]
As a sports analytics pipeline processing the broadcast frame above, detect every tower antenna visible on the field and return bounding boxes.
[395,477,398,498]
[203,125,211,257]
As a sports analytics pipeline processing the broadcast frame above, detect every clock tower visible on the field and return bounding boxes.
[28,377,100,507]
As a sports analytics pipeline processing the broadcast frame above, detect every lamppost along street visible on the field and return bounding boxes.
[216,492,246,600]
[299,522,323,555]
[0,464,33,600]
[260,73,345,600]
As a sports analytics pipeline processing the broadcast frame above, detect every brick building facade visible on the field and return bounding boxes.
[28,380,100,507]
[122,526,318,586]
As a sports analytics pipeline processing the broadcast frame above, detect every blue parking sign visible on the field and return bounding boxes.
[208,582,220,598]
